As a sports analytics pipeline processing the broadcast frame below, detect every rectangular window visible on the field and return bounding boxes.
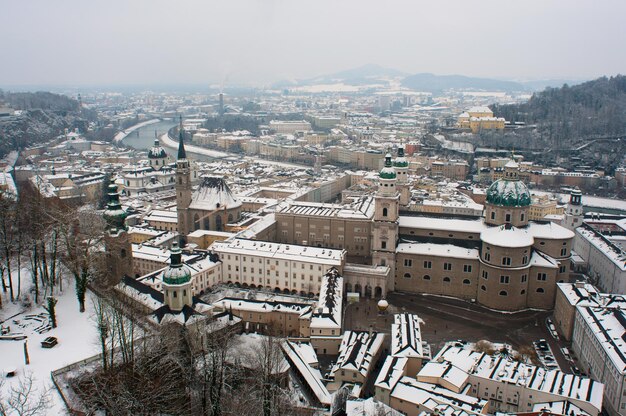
[423,261,432,269]
[502,257,511,266]
[537,273,547,281]
[404,259,412,267]
[521,274,527,283]
[444,263,452,271]
[500,275,510,284]
[561,248,567,256]
[463,264,472,273]
[381,241,387,249]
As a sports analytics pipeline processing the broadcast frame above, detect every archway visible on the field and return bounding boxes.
[274,287,281,293]
[250,284,257,289]
[242,283,249,289]
[283,288,291,295]
[374,286,383,298]
[291,289,298,295]
[364,285,373,298]
[345,283,353,293]
[354,283,362,296]
[234,282,241,288]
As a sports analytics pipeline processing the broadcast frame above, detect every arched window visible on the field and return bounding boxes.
[537,288,545,293]
[423,275,431,280]
[463,279,471,285]
[499,290,508,296]
[404,273,411,278]
[382,207,388,217]
[215,215,223,231]
[193,213,200,230]
[443,277,451,283]
[490,211,495,220]
[521,289,526,295]
[203,216,210,230]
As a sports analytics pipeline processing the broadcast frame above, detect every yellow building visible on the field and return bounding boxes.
[458,106,505,133]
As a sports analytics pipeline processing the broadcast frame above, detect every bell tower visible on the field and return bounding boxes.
[372,154,399,294]
[394,146,410,206]
[103,179,133,282]
[176,117,192,244]
[562,188,583,230]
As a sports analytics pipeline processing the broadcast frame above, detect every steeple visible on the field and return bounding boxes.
[162,242,193,311]
[103,178,127,232]
[177,116,187,160]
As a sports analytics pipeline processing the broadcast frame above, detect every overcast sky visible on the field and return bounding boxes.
[1,0,624,87]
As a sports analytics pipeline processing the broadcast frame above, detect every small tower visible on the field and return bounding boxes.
[372,154,399,295]
[562,188,583,230]
[147,131,168,170]
[393,146,410,206]
[162,242,193,311]
[103,179,132,282]
[176,117,192,244]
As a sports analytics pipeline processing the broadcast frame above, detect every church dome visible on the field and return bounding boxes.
[486,179,531,207]
[163,243,191,285]
[379,153,396,179]
[148,139,167,159]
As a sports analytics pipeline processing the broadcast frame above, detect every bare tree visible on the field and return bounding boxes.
[0,373,50,416]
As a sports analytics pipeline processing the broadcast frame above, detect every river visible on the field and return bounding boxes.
[121,120,177,153]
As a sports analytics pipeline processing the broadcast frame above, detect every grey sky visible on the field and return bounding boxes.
[1,0,624,87]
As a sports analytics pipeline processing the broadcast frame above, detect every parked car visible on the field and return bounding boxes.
[41,336,58,348]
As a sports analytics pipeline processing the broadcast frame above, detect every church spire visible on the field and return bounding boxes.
[177,115,187,160]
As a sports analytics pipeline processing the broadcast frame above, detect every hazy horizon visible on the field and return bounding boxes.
[1,0,625,88]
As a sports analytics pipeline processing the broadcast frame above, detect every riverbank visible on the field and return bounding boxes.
[159,132,310,169]
[113,119,161,143]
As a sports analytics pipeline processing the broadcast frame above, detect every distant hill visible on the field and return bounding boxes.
[401,73,525,93]
[490,75,626,140]
[274,64,407,88]
[0,91,97,157]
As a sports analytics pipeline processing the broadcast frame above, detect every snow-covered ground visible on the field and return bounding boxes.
[0,280,100,414]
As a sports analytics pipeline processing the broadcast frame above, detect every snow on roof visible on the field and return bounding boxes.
[398,216,487,234]
[434,343,604,412]
[145,209,178,223]
[213,297,312,317]
[391,313,426,359]
[189,176,242,211]
[391,378,487,414]
[532,400,592,416]
[577,306,626,372]
[282,341,331,406]
[280,197,375,220]
[576,225,626,271]
[396,243,479,260]
[480,224,534,248]
[374,355,408,391]
[332,331,385,378]
[311,268,343,329]
[529,250,559,269]
[212,239,345,266]
[527,221,575,240]
[346,397,403,416]
[417,361,469,392]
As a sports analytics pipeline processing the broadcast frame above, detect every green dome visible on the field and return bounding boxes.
[103,179,127,230]
[486,179,531,207]
[163,243,191,285]
[380,153,397,179]
[393,147,409,168]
